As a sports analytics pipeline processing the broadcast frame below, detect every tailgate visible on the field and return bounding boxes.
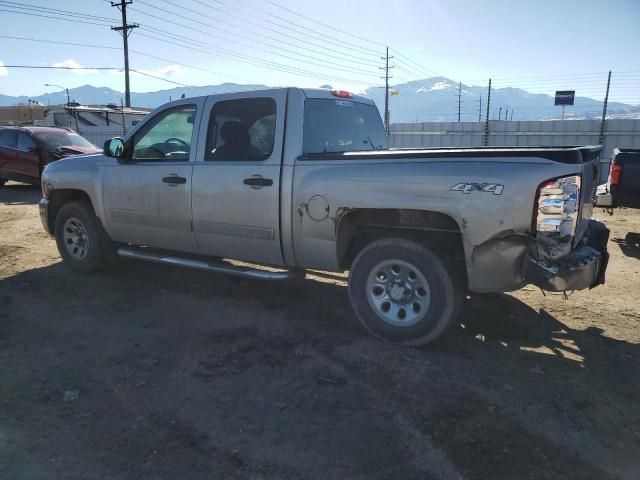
[574,147,601,244]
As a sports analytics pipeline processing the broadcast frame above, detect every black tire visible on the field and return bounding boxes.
[348,238,462,346]
[54,201,107,273]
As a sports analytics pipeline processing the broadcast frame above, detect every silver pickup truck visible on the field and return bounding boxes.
[39,88,609,345]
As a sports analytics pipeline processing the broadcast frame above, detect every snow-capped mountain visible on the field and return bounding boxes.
[364,77,635,122]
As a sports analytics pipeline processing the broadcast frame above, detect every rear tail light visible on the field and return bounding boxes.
[331,89,354,99]
[533,175,581,238]
[609,163,622,185]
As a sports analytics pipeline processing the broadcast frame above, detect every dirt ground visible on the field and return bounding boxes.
[1,181,639,480]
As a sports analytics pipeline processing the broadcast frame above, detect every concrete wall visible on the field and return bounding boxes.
[389,119,640,182]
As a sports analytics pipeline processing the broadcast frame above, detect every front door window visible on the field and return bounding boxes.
[132,105,196,161]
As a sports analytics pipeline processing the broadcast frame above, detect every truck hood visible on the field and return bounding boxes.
[48,152,105,164]
[48,146,102,161]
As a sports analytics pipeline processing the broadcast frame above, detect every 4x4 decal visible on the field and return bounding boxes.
[450,183,505,195]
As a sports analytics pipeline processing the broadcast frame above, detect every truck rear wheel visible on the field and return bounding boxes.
[54,201,106,273]
[348,238,462,346]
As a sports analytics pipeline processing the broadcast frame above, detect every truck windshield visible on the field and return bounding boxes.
[303,99,388,154]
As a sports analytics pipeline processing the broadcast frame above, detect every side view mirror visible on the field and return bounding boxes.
[104,137,126,159]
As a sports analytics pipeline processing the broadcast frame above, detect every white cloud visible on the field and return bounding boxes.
[0,61,8,76]
[52,59,98,75]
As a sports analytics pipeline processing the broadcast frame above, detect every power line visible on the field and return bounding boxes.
[131,69,188,86]
[128,48,254,83]
[0,0,497,93]
[131,0,379,76]
[0,34,120,50]
[228,0,381,56]
[2,63,191,87]
[152,0,380,69]
[188,0,381,60]
[2,65,118,70]
[391,50,446,78]
[264,0,385,50]
[260,0,451,82]
[133,30,372,86]
[0,7,113,26]
[0,33,258,84]
[463,71,640,82]
[127,4,378,78]
[0,0,114,22]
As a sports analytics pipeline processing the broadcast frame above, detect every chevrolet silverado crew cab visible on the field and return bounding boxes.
[39,88,610,346]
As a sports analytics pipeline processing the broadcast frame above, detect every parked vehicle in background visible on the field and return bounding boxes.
[39,88,610,346]
[0,126,100,187]
[596,148,640,209]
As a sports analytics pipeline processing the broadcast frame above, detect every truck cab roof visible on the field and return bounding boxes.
[155,87,375,107]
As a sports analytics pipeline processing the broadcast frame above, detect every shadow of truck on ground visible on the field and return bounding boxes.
[1,259,638,479]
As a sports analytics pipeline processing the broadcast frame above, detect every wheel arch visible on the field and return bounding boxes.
[47,189,94,234]
[336,208,467,286]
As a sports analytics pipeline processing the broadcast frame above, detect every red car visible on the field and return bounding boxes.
[0,126,101,187]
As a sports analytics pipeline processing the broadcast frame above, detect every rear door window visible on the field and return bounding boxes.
[17,133,37,152]
[303,99,387,154]
[206,97,276,161]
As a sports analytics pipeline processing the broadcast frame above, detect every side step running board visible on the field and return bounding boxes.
[117,247,298,281]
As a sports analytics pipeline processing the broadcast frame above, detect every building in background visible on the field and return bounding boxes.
[0,104,46,125]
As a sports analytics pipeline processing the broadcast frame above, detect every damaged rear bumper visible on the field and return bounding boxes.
[526,219,609,292]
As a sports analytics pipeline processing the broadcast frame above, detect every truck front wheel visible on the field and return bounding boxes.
[348,238,462,346]
[54,201,106,273]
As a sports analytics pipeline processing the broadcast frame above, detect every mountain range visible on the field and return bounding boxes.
[1,78,637,122]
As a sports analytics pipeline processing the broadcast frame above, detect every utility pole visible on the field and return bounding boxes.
[111,0,138,108]
[457,81,462,122]
[478,96,482,122]
[599,70,611,145]
[483,78,491,146]
[380,46,394,135]
[120,98,127,136]
[498,107,502,120]
[505,108,508,121]
[510,110,513,121]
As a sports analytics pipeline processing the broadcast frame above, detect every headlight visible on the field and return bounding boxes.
[534,175,581,238]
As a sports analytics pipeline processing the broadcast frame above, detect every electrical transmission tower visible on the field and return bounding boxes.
[111,0,139,107]
[380,47,394,134]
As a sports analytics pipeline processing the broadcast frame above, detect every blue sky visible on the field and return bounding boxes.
[0,0,638,104]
